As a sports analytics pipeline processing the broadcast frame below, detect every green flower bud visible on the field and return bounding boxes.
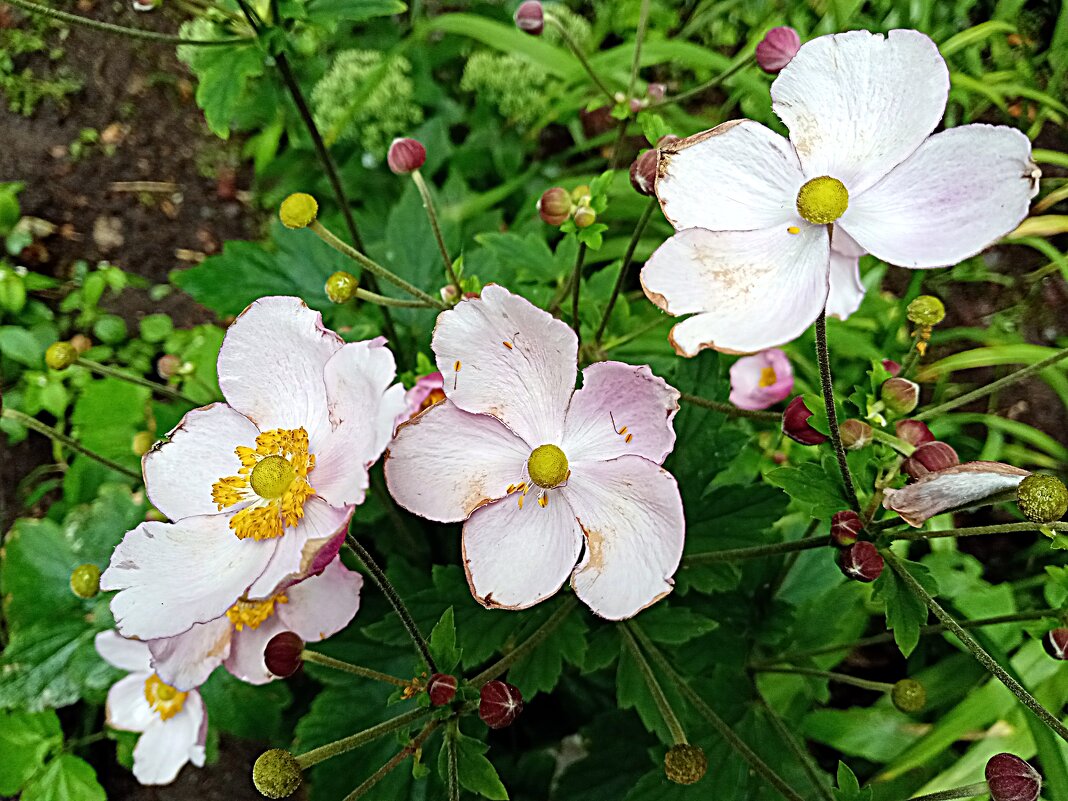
[881,377,919,415]
[907,295,945,327]
[839,419,872,450]
[279,194,318,229]
[573,206,596,229]
[1017,474,1068,524]
[664,744,707,785]
[253,749,302,799]
[325,271,358,304]
[70,563,101,599]
[891,678,926,714]
[45,341,78,370]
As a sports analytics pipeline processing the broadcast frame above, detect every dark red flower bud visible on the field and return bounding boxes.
[986,753,1042,801]
[629,149,658,196]
[1044,628,1068,660]
[427,673,458,706]
[538,187,572,225]
[387,138,426,174]
[903,441,959,480]
[513,1,543,35]
[479,680,524,729]
[839,419,872,450]
[895,419,935,447]
[656,134,680,148]
[838,541,884,583]
[264,631,304,678]
[882,359,902,377]
[755,26,801,74]
[782,396,827,446]
[830,510,862,547]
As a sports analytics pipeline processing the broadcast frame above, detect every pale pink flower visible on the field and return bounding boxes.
[95,631,207,786]
[147,557,362,690]
[728,349,794,410]
[385,285,685,620]
[396,371,446,428]
[642,30,1039,356]
[101,297,404,641]
[883,462,1030,526]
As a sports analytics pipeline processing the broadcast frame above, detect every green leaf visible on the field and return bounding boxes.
[199,670,292,743]
[304,0,405,24]
[506,606,588,698]
[179,40,265,139]
[0,325,45,367]
[0,710,62,795]
[765,462,849,520]
[70,377,150,473]
[871,559,938,658]
[21,755,106,801]
[632,603,717,645]
[832,762,872,801]
[429,607,461,673]
[453,733,509,800]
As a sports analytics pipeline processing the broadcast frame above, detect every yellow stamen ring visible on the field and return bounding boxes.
[144,674,188,721]
[226,594,288,631]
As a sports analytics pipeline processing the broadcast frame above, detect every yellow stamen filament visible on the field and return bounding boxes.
[144,674,188,721]
[226,593,288,631]
[759,367,778,387]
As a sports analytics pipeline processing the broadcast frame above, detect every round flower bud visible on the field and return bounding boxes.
[903,441,960,480]
[479,680,524,729]
[830,510,862,548]
[895,419,935,447]
[264,631,304,678]
[156,354,181,379]
[1042,627,1068,660]
[538,187,572,226]
[70,563,101,599]
[881,377,920,415]
[570,185,591,204]
[325,271,358,304]
[647,82,667,102]
[45,341,78,370]
[664,744,707,785]
[882,359,902,377]
[891,678,927,713]
[69,334,92,354]
[838,541,884,583]
[986,753,1042,801]
[427,673,458,707]
[907,295,946,327]
[253,749,302,799]
[513,1,543,35]
[629,149,658,196]
[279,193,318,229]
[1016,474,1068,524]
[755,26,801,74]
[573,206,596,229]
[782,396,827,446]
[132,431,155,457]
[387,137,426,174]
[839,419,872,450]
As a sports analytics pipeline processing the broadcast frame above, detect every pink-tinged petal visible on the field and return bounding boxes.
[729,349,794,410]
[225,615,286,685]
[95,629,152,673]
[142,403,259,522]
[840,125,1040,269]
[217,297,343,448]
[562,361,679,465]
[385,400,529,523]
[105,673,155,733]
[185,693,207,767]
[826,250,865,320]
[397,372,445,428]
[277,557,362,642]
[132,708,199,785]
[656,119,804,231]
[102,516,274,640]
[313,339,406,507]
[831,226,866,258]
[564,456,684,620]
[433,285,576,445]
[246,498,352,599]
[462,495,584,611]
[148,617,232,692]
[882,461,1030,527]
[772,30,949,193]
[640,225,830,355]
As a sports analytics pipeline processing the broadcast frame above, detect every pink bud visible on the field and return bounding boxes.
[895,419,935,447]
[514,1,543,35]
[264,632,304,678]
[156,354,181,379]
[387,138,426,174]
[1044,628,1068,660]
[538,187,572,225]
[839,419,872,450]
[479,680,524,729]
[903,441,960,480]
[427,673,458,706]
[755,26,801,74]
[629,150,658,196]
[782,396,827,446]
[837,541,884,583]
[882,359,902,377]
[830,510,862,547]
[986,753,1042,801]
[881,377,920,415]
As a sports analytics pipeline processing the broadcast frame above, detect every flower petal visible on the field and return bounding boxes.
[461,495,584,611]
[826,250,865,320]
[148,617,233,692]
[95,629,152,673]
[277,557,363,642]
[728,349,794,410]
[882,461,1030,526]
[225,615,286,685]
[562,361,679,465]
[133,711,198,785]
[385,400,529,523]
[142,403,260,521]
[656,120,804,231]
[313,339,406,507]
[217,297,343,447]
[105,673,155,732]
[102,516,274,640]
[433,285,576,445]
[772,30,949,193]
[840,125,1040,269]
[564,456,684,620]
[640,225,830,355]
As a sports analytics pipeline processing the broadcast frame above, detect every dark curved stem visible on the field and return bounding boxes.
[647,56,752,109]
[545,14,616,103]
[3,408,141,482]
[469,597,576,687]
[815,310,860,512]
[341,719,440,800]
[300,650,409,686]
[594,198,657,345]
[679,392,781,421]
[77,358,200,405]
[684,537,828,566]
[411,170,461,294]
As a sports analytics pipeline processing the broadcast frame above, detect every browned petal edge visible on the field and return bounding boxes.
[883,461,1031,527]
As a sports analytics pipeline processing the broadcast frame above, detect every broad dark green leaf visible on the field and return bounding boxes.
[0,710,62,794]
[872,559,938,658]
[21,755,106,801]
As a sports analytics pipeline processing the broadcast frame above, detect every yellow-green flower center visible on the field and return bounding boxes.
[527,444,569,489]
[796,176,849,224]
[758,367,777,387]
[250,455,297,500]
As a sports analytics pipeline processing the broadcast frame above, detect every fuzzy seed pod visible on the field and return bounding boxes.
[279,193,318,229]
[664,744,707,785]
[1016,474,1068,524]
[45,341,78,370]
[252,749,302,799]
[70,564,101,599]
[891,678,927,713]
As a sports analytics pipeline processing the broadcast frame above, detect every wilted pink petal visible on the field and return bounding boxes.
[883,461,1030,526]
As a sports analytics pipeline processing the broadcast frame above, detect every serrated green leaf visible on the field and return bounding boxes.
[452,732,509,799]
[632,603,717,645]
[871,559,938,658]
[765,462,848,520]
[506,605,587,698]
[199,670,292,743]
[0,710,62,794]
[21,755,105,801]
[429,607,461,673]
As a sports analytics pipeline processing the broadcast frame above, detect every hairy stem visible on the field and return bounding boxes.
[300,650,410,687]
[684,537,828,566]
[77,358,200,405]
[411,170,461,294]
[815,310,861,512]
[594,198,657,345]
[621,624,689,745]
[341,719,441,800]
[545,14,616,103]
[470,597,577,687]
[753,666,894,693]
[903,782,989,801]
[679,392,782,422]
[891,521,1068,541]
[2,408,140,482]
[353,287,440,308]
[296,707,428,769]
[572,242,587,342]
[760,703,834,801]
[648,56,752,109]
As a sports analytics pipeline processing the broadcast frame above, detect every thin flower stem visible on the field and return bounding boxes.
[647,56,752,109]
[572,242,587,343]
[2,0,255,44]
[300,650,410,687]
[621,624,689,745]
[883,549,1068,744]
[869,427,916,456]
[2,408,141,482]
[679,392,782,422]
[902,782,989,801]
[311,220,446,309]
[341,719,441,801]
[760,703,834,801]
[353,287,439,309]
[753,666,895,694]
[914,345,1068,421]
[411,170,461,294]
[295,706,429,769]
[899,331,925,378]
[684,537,828,566]
[545,14,617,104]
[891,521,1068,541]
[470,596,577,687]
[626,0,650,101]
[445,723,460,801]
[601,315,667,351]
[344,535,437,673]
[77,358,201,405]
[815,310,861,512]
[630,624,807,801]
[594,198,657,345]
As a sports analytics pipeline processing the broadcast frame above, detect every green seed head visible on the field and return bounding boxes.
[279,193,318,229]
[891,678,927,714]
[527,444,569,489]
[796,176,849,225]
[252,749,302,799]
[907,295,946,327]
[45,341,78,370]
[664,744,708,785]
[325,271,358,304]
[1017,474,1068,524]
[70,563,101,599]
